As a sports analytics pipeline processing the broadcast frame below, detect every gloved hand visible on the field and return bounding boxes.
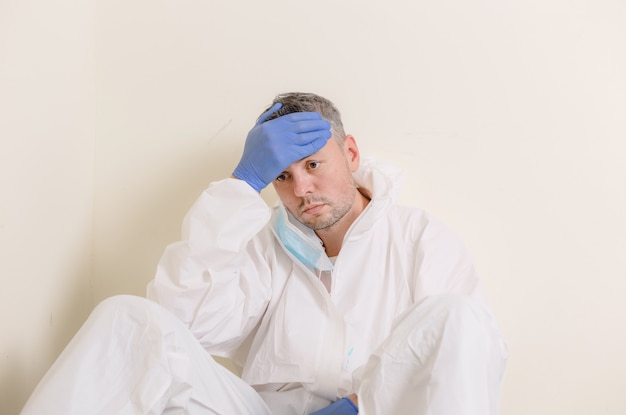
[309,397,359,415]
[233,103,332,192]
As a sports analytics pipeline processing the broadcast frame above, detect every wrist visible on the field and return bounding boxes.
[232,168,264,192]
[346,394,358,408]
[342,397,358,413]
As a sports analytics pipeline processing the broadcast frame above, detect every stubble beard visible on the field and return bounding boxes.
[294,187,356,231]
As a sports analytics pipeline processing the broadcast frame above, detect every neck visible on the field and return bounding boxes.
[316,190,370,257]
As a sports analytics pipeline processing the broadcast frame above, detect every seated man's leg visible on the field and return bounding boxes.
[356,295,508,415]
[21,295,272,415]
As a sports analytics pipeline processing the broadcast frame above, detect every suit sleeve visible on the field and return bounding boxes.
[147,178,275,356]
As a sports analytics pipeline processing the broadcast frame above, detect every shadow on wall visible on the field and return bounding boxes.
[92,134,254,302]
[4,135,253,413]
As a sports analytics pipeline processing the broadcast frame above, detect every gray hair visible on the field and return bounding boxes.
[260,92,346,140]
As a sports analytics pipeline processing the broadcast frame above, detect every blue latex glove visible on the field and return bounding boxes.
[309,398,359,415]
[233,103,332,192]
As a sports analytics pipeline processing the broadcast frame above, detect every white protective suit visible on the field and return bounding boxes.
[20,158,507,415]
[147,158,507,413]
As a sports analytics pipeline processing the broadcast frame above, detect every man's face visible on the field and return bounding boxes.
[272,135,361,231]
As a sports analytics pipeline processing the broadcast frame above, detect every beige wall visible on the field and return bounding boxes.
[2,0,625,414]
[0,1,95,414]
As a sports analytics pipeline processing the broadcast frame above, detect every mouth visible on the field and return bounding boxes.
[301,203,325,215]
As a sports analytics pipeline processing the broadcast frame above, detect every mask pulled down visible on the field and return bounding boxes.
[275,204,334,272]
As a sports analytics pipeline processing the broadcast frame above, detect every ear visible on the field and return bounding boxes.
[342,134,361,172]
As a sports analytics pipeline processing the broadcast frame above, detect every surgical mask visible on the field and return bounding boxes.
[275,204,334,272]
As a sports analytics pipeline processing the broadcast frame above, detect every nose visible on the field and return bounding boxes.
[292,173,315,197]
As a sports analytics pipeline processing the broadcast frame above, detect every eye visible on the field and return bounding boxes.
[307,161,321,170]
[275,172,289,182]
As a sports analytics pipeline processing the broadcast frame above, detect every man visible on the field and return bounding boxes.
[21,93,507,415]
